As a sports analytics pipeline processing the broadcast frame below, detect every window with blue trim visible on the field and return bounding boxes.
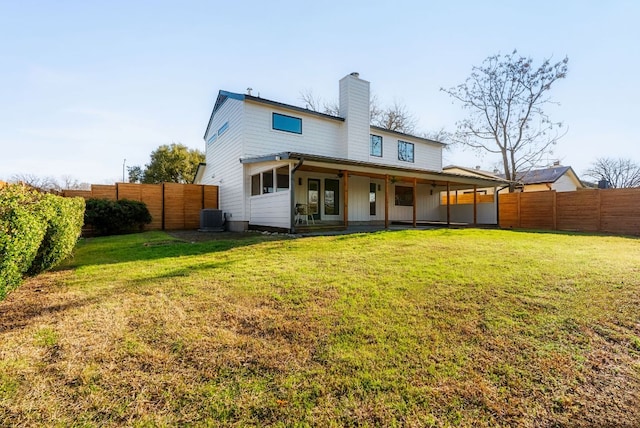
[398,140,414,163]
[272,113,302,134]
[218,122,229,136]
[207,133,217,145]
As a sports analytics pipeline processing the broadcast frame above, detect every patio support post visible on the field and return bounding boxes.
[384,174,390,229]
[290,158,304,233]
[473,184,478,226]
[412,177,417,228]
[343,171,349,228]
[446,182,451,226]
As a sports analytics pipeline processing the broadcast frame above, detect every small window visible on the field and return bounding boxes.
[262,170,274,193]
[369,183,376,215]
[207,133,217,145]
[398,140,414,163]
[251,174,260,196]
[370,134,383,157]
[276,166,289,192]
[395,185,414,206]
[218,122,229,136]
[272,113,302,134]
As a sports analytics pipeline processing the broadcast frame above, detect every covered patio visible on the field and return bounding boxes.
[242,152,510,233]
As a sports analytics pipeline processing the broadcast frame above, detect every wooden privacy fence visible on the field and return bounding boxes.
[441,192,495,205]
[64,183,219,231]
[499,188,640,235]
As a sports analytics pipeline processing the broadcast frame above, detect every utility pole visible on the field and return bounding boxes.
[122,158,126,182]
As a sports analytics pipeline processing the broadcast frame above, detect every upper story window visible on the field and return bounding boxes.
[398,140,414,163]
[370,134,383,157]
[217,122,229,136]
[272,113,302,134]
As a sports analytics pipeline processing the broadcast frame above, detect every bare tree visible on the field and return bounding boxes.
[584,157,640,188]
[10,173,60,192]
[421,127,450,145]
[442,50,569,190]
[370,99,418,135]
[300,90,418,134]
[299,89,339,116]
[60,175,90,190]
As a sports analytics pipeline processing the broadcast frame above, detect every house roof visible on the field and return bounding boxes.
[443,165,502,179]
[204,90,344,139]
[509,166,574,185]
[240,152,511,188]
[203,90,446,147]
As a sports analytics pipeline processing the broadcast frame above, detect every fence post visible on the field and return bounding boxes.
[552,191,557,230]
[596,189,602,233]
[161,183,166,230]
[517,192,521,228]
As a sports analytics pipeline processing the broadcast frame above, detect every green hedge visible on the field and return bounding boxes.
[28,194,85,275]
[0,184,85,300]
[84,198,152,236]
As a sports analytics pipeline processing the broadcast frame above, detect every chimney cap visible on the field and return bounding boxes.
[350,72,360,78]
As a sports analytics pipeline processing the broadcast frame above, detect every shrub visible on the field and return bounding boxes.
[0,184,85,300]
[84,198,152,236]
[28,194,85,275]
[0,185,47,299]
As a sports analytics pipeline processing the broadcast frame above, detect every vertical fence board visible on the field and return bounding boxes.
[91,185,117,200]
[500,188,640,235]
[163,183,185,230]
[204,186,219,209]
[140,184,164,230]
[62,183,218,231]
[183,184,204,229]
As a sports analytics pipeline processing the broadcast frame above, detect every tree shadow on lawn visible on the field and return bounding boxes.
[0,256,237,334]
[62,231,291,268]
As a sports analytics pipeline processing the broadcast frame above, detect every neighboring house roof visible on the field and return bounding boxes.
[442,165,502,180]
[509,166,576,185]
[240,152,510,188]
[203,90,446,147]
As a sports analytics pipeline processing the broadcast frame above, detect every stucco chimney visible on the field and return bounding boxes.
[339,73,370,160]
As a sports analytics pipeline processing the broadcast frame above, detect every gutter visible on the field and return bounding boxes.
[290,157,304,233]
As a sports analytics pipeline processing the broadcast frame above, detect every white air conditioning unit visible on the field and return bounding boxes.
[199,209,225,232]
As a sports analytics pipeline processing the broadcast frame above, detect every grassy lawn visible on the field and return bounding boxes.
[1,229,639,427]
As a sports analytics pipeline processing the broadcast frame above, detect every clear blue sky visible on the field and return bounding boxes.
[1,0,638,184]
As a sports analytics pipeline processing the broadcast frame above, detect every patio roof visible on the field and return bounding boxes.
[240,152,512,189]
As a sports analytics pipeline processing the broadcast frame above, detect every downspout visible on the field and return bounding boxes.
[290,157,304,233]
[495,184,510,227]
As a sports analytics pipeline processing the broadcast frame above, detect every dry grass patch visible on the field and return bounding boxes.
[1,229,639,426]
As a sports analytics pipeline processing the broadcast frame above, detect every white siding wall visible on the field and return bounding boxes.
[249,191,290,229]
[439,201,497,224]
[416,184,442,220]
[552,174,579,192]
[347,176,370,221]
[339,74,370,162]
[202,98,246,221]
[369,130,443,171]
[243,103,344,158]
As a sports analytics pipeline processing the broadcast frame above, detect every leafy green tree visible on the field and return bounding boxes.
[131,143,204,184]
[127,165,144,183]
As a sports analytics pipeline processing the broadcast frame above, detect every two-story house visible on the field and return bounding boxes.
[195,73,508,232]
